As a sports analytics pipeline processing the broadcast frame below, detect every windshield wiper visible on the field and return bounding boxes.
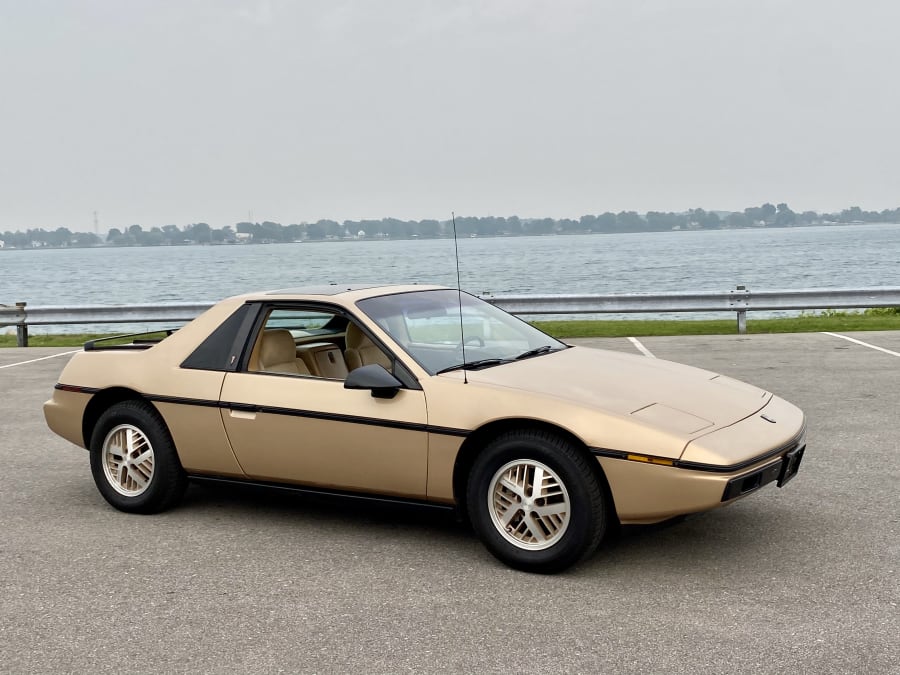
[435,358,509,375]
[436,346,563,374]
[514,345,558,360]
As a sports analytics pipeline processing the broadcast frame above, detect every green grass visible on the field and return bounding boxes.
[0,332,169,348]
[533,312,900,338]
[3,310,900,346]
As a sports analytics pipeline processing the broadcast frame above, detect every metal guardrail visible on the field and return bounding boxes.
[479,287,900,334]
[0,302,214,347]
[3,287,900,346]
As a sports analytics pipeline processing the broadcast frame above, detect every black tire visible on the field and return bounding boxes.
[467,430,608,573]
[89,400,187,514]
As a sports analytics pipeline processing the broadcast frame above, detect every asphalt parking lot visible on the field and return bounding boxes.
[1,333,898,674]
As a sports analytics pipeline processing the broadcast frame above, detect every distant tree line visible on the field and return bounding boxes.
[3,203,900,249]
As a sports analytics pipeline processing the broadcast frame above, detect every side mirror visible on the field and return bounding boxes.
[344,364,403,399]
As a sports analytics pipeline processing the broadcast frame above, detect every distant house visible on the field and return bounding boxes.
[234,232,252,243]
[357,230,366,239]
[0,239,5,248]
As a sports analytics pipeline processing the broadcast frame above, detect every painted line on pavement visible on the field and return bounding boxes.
[821,332,900,358]
[0,350,79,370]
[627,337,656,358]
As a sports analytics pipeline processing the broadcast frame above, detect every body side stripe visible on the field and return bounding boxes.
[55,383,469,437]
[55,384,101,394]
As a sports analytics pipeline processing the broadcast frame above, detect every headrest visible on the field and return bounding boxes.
[346,322,367,349]
[260,329,297,367]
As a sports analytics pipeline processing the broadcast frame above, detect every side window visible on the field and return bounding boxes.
[247,307,353,380]
[265,309,337,334]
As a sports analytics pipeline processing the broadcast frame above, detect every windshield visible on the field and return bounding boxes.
[356,289,566,375]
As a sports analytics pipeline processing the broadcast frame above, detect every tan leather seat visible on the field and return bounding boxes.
[344,323,391,372]
[297,342,349,379]
[257,329,310,375]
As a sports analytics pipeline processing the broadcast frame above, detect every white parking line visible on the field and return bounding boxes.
[627,337,656,358]
[0,350,79,369]
[821,332,900,358]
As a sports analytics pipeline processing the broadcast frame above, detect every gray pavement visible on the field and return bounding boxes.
[1,335,898,674]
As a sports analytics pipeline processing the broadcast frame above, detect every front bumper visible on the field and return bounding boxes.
[594,416,807,525]
[721,439,805,501]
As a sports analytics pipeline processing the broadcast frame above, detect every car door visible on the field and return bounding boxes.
[219,305,428,498]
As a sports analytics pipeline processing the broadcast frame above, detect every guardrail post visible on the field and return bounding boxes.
[731,286,748,335]
[15,302,28,347]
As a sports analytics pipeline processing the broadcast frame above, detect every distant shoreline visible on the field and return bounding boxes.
[2,220,899,252]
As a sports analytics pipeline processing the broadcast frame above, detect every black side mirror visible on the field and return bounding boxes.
[344,364,403,399]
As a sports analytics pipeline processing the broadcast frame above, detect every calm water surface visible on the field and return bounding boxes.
[2,224,899,329]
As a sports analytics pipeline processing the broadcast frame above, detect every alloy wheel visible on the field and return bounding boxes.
[101,424,155,497]
[487,459,571,550]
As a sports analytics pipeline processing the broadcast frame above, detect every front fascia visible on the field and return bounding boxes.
[681,395,806,466]
[596,454,782,524]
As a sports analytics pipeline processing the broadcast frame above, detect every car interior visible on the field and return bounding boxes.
[247,308,391,380]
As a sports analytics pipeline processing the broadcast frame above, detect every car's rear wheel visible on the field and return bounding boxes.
[467,430,608,573]
[89,400,187,514]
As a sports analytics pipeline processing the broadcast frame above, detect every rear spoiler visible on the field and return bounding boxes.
[84,329,179,351]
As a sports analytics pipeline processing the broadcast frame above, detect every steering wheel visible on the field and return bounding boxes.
[461,336,485,348]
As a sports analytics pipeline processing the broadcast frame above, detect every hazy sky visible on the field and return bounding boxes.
[2,0,899,231]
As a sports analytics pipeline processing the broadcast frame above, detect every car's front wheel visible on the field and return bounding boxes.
[467,430,609,573]
[89,400,187,514]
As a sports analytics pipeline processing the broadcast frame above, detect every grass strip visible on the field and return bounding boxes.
[0,333,127,348]
[534,314,900,338]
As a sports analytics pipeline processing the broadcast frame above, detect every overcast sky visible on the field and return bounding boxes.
[2,0,899,231]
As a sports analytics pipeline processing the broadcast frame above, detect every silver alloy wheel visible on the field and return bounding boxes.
[101,424,155,497]
[487,459,571,551]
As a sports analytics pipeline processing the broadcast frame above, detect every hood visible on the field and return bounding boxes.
[465,346,771,433]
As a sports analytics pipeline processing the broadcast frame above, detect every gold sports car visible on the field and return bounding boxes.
[44,285,806,573]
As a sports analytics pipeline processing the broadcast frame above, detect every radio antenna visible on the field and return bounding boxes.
[451,212,467,384]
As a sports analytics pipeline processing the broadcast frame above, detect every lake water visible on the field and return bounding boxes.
[2,223,899,331]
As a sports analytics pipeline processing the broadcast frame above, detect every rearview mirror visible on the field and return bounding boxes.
[344,364,403,399]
